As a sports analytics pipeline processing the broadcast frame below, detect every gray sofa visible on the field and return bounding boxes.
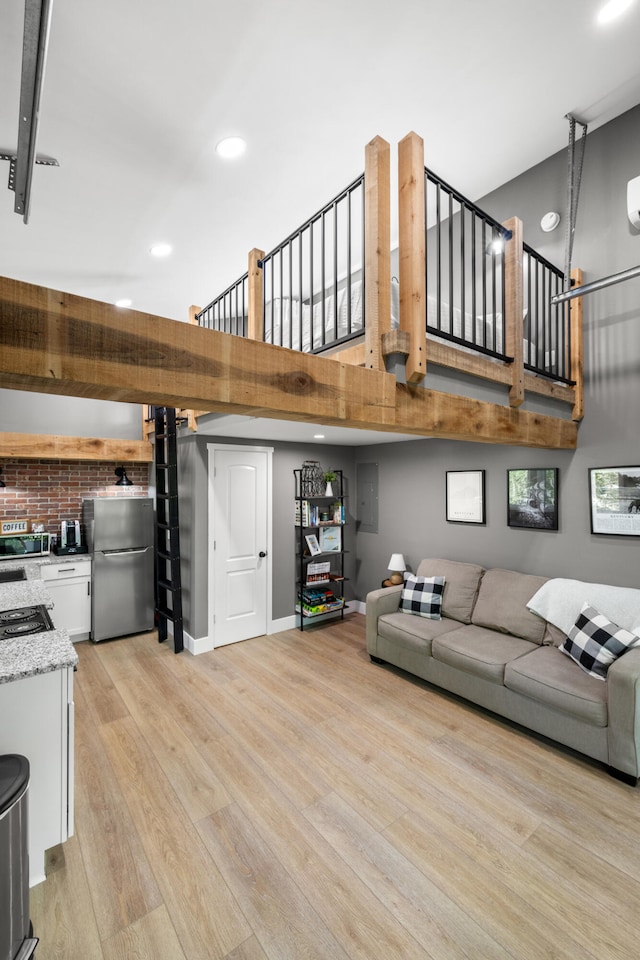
[366,558,640,784]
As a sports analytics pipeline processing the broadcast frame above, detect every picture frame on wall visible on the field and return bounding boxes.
[507,468,558,530]
[445,470,486,524]
[589,466,640,536]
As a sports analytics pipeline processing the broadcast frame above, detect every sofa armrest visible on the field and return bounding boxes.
[365,585,402,655]
[606,647,640,779]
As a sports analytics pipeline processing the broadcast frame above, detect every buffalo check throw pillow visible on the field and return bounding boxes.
[559,602,640,680]
[400,574,445,619]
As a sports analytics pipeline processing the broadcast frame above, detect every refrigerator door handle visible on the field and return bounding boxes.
[101,547,151,557]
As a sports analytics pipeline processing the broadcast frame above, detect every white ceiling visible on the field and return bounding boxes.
[1,1,639,447]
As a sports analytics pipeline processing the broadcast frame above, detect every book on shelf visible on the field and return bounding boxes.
[306,560,331,584]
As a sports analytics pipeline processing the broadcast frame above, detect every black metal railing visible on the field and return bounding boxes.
[523,244,573,384]
[196,272,248,336]
[260,174,366,354]
[424,166,510,361]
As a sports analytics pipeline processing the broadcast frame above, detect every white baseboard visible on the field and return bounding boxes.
[349,600,366,615]
[183,630,214,656]
[270,614,297,633]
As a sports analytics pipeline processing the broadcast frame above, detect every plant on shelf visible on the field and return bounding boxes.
[323,471,337,497]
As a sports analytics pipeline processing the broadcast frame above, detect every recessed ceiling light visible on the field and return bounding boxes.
[216,136,246,159]
[150,242,172,257]
[597,0,634,24]
[115,298,132,308]
[314,434,325,439]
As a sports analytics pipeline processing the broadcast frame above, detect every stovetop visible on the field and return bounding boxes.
[0,605,54,641]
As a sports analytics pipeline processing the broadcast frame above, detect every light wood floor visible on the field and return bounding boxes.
[30,613,640,960]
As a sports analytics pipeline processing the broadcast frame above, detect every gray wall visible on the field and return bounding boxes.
[0,388,144,439]
[354,104,640,596]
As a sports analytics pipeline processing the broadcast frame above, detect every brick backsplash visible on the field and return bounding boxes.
[0,460,150,534]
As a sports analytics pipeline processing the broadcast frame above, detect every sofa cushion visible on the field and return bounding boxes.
[559,602,640,681]
[378,612,463,656]
[471,568,548,643]
[400,574,445,619]
[505,645,608,726]
[416,559,484,624]
[431,624,538,684]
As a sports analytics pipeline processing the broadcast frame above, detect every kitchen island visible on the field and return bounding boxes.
[0,557,78,886]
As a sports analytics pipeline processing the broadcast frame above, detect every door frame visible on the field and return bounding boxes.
[206,443,273,649]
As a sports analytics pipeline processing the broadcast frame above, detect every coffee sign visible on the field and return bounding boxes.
[0,519,29,534]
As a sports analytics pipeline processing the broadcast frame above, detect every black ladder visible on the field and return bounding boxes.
[153,406,184,653]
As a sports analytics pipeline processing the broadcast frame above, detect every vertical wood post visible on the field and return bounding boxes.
[398,131,426,383]
[248,248,265,342]
[570,267,584,421]
[364,136,390,371]
[503,216,524,407]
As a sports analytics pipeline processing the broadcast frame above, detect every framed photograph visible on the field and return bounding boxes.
[319,526,341,552]
[507,468,558,530]
[305,534,322,556]
[445,470,485,524]
[589,466,640,536]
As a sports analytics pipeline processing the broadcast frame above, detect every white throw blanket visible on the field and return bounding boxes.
[527,578,640,637]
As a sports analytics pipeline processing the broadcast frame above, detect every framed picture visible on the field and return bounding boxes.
[445,470,485,524]
[305,534,322,556]
[589,466,640,536]
[507,468,558,530]
[319,526,341,552]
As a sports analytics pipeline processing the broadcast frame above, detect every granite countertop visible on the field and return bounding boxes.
[0,556,84,684]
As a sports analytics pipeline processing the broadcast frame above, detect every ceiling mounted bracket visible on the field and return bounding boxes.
[6,0,56,223]
[0,150,59,193]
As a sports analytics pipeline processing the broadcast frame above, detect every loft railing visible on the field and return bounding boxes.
[424,164,510,361]
[196,272,248,336]
[260,173,366,354]
[523,244,573,384]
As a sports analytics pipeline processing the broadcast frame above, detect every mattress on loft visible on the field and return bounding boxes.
[426,295,505,354]
[264,279,364,352]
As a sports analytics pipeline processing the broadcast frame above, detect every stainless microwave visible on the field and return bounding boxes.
[0,532,50,559]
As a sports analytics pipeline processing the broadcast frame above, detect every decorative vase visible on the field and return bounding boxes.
[301,460,324,496]
[325,481,334,498]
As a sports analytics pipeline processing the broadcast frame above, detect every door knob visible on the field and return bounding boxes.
[259,551,267,558]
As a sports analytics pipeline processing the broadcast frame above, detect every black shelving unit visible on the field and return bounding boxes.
[294,467,347,630]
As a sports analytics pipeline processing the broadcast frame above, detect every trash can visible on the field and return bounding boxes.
[0,755,38,960]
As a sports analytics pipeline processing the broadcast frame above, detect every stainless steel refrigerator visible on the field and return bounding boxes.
[82,497,155,642]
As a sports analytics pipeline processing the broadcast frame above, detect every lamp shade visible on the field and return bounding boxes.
[388,553,405,572]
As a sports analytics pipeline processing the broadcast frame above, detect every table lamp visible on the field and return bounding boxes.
[388,553,406,585]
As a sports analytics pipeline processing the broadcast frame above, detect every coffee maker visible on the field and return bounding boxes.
[56,520,87,555]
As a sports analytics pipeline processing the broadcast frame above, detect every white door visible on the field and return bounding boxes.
[208,445,272,647]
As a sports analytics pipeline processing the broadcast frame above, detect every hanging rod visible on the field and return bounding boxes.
[550,264,640,305]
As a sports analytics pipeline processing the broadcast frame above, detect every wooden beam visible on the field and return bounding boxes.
[364,136,390,372]
[398,132,426,383]
[381,330,410,359]
[326,341,366,366]
[0,432,153,462]
[0,274,396,424]
[427,338,577,404]
[0,275,578,448]
[570,267,584,422]
[247,248,265,342]
[503,216,524,407]
[394,385,577,448]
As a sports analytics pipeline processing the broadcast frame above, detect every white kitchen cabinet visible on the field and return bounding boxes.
[41,559,92,641]
[0,667,74,886]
